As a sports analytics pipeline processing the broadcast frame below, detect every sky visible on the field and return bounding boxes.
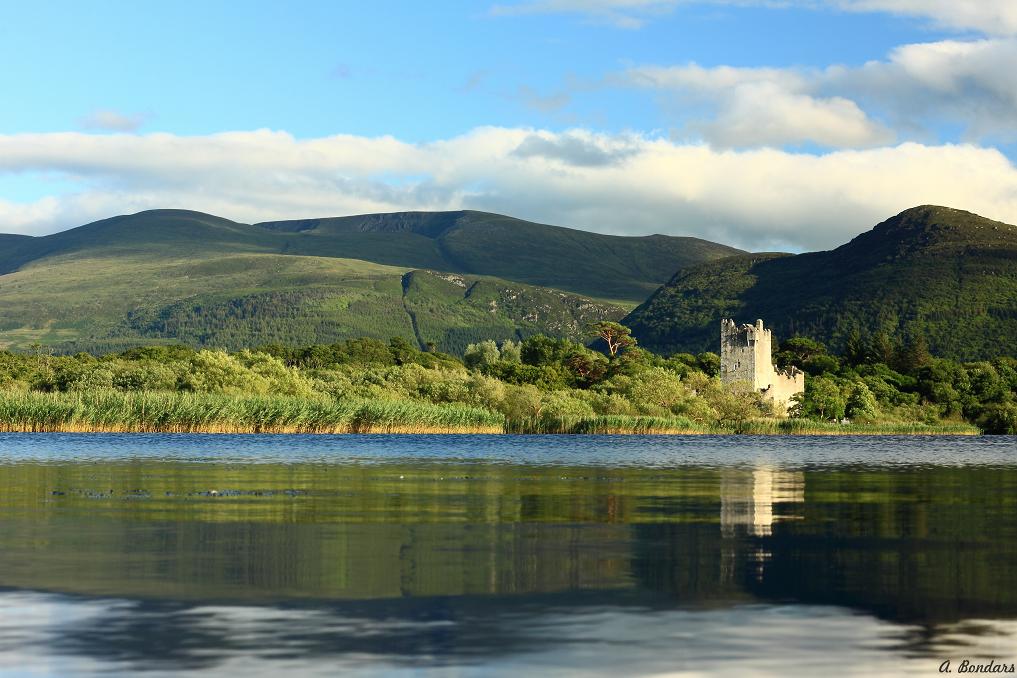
[2,0,1017,251]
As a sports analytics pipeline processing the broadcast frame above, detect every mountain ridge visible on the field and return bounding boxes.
[2,208,743,303]
[624,205,1017,360]
[1,207,730,353]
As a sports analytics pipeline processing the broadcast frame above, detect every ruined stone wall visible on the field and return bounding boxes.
[720,318,804,415]
[760,369,805,415]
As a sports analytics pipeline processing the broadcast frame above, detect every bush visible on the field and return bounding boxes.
[180,350,271,394]
[464,340,500,369]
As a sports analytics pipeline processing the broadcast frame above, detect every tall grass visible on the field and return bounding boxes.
[506,415,980,435]
[0,390,504,434]
[506,414,707,434]
[735,418,981,435]
[0,391,981,435]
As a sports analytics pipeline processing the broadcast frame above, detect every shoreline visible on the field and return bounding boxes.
[0,391,983,436]
[0,424,981,436]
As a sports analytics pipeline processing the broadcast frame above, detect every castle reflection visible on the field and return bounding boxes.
[720,466,806,537]
[0,456,1015,636]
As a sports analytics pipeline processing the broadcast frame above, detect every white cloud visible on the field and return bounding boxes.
[624,36,1017,147]
[829,38,1017,140]
[1,128,1016,252]
[701,84,893,148]
[78,110,149,133]
[835,0,1017,36]
[626,64,894,148]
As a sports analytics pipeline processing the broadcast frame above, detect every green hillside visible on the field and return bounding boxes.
[0,247,623,353]
[0,234,32,247]
[0,211,278,274]
[0,207,734,354]
[2,209,741,304]
[400,269,621,355]
[625,206,1017,360]
[258,210,742,302]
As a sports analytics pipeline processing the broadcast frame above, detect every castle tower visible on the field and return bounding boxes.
[720,319,804,414]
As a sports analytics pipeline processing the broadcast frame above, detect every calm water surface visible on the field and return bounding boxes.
[0,434,1015,676]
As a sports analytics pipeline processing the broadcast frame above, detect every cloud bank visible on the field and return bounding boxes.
[622,37,1017,148]
[2,128,1016,252]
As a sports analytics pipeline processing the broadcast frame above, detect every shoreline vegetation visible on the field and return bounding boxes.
[1,326,1012,436]
[0,391,981,435]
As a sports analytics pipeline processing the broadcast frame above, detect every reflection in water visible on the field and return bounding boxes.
[4,591,1016,677]
[0,434,1015,675]
[719,467,806,584]
[720,466,805,537]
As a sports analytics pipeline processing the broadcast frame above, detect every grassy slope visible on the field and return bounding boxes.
[402,270,624,354]
[0,248,625,353]
[0,234,33,248]
[0,251,414,350]
[0,207,722,353]
[0,210,278,274]
[256,210,744,302]
[625,206,1017,359]
[0,208,744,305]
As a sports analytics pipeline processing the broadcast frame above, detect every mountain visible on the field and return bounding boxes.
[0,245,625,353]
[1,208,737,353]
[625,206,1017,360]
[1,209,742,304]
[0,211,277,273]
[256,210,743,302]
[0,234,32,246]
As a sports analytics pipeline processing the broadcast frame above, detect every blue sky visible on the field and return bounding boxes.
[2,1,1017,250]
[0,1,960,139]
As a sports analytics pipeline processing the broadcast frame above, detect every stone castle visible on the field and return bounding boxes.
[720,319,804,414]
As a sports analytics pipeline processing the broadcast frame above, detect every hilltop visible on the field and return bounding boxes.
[1,209,741,303]
[625,206,1017,360]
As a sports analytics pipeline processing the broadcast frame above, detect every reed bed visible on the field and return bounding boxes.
[507,415,979,435]
[506,414,707,434]
[0,391,504,434]
[0,391,981,435]
[734,418,980,435]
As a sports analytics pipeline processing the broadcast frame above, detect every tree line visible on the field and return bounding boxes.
[1,321,1013,433]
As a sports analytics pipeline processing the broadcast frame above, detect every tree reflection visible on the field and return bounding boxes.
[0,457,1015,664]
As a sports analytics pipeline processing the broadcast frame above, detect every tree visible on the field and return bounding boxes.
[499,340,522,364]
[464,340,500,369]
[520,335,574,366]
[845,381,878,421]
[774,337,826,371]
[844,329,868,366]
[590,321,637,358]
[696,352,721,377]
[803,353,840,376]
[792,375,847,421]
[893,334,932,375]
[627,367,687,413]
[501,384,544,420]
[870,332,896,365]
[565,351,607,386]
[389,337,418,365]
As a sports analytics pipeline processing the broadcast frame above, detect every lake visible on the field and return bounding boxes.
[0,433,1015,676]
